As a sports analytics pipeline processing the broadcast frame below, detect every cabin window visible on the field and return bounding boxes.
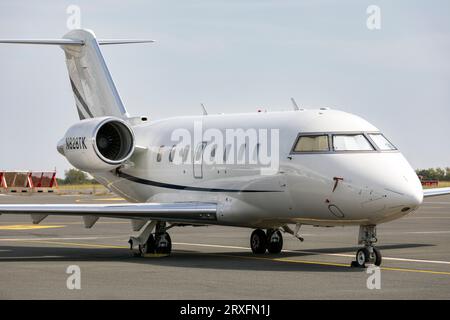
[156,145,164,162]
[332,134,374,151]
[194,142,206,162]
[293,135,329,152]
[169,144,176,162]
[368,133,396,151]
[223,144,231,163]
[182,145,190,162]
[252,143,260,161]
[211,145,217,159]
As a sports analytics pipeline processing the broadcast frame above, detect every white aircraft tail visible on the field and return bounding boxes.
[0,29,154,119]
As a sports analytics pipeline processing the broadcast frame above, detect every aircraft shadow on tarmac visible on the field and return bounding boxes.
[289,243,430,254]
[0,243,434,273]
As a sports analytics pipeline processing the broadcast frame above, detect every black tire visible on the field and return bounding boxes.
[267,230,283,254]
[373,247,382,266]
[139,234,156,254]
[155,232,172,254]
[250,229,267,254]
[355,247,370,267]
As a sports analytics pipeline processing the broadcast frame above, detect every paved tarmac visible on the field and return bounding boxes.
[0,193,450,299]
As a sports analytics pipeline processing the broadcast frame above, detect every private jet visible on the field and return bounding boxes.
[1,29,449,267]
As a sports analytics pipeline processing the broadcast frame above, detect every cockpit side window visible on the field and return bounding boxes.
[368,133,396,150]
[293,135,329,152]
[332,134,374,151]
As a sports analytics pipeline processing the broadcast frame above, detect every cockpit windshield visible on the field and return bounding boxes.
[291,132,397,153]
[368,133,396,150]
[333,134,374,151]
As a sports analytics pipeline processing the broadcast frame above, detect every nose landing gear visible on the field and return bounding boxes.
[351,225,382,268]
[250,229,283,254]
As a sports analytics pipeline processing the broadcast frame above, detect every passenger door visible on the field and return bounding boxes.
[193,141,207,179]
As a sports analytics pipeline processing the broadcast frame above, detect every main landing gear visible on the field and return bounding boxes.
[351,225,382,268]
[128,221,172,256]
[250,229,283,254]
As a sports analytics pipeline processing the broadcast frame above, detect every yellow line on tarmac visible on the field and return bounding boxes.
[205,253,450,276]
[0,225,65,230]
[380,266,450,276]
[17,239,127,249]
[75,198,125,203]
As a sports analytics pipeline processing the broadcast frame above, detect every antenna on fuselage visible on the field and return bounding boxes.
[290,97,300,111]
[200,103,208,115]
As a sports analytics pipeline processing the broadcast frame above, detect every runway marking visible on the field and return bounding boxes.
[217,254,450,276]
[75,198,125,203]
[7,237,450,267]
[0,256,63,260]
[2,239,450,276]
[0,221,129,225]
[0,236,124,241]
[174,242,450,266]
[403,231,450,234]
[0,225,65,230]
[407,217,450,219]
[423,202,450,205]
[13,239,127,249]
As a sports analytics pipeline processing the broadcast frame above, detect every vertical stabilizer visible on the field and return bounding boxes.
[62,29,128,119]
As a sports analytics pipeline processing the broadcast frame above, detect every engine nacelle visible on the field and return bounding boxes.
[57,117,135,172]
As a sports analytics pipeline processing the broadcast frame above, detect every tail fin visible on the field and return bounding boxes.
[0,29,154,120]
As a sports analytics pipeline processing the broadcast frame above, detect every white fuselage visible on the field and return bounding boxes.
[89,109,423,229]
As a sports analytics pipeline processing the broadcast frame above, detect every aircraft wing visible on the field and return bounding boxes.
[0,202,217,225]
[423,187,450,198]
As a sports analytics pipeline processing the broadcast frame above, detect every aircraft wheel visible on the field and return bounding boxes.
[355,247,370,268]
[373,247,382,266]
[155,232,172,254]
[139,234,156,255]
[250,229,267,254]
[267,230,283,254]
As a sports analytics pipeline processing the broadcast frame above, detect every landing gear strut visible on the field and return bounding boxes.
[250,228,283,254]
[351,225,382,268]
[128,221,172,256]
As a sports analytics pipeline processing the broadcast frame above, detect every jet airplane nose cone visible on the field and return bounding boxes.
[404,187,423,209]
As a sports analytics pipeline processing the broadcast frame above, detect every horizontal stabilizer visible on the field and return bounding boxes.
[0,29,155,120]
[0,39,154,46]
[0,39,84,45]
[97,39,155,45]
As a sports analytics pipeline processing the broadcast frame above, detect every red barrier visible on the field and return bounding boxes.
[0,171,58,193]
[421,180,439,187]
[0,172,7,188]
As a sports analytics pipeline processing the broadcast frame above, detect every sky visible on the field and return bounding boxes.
[0,0,449,177]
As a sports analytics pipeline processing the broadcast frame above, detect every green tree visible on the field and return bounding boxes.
[64,169,92,185]
[416,167,450,181]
